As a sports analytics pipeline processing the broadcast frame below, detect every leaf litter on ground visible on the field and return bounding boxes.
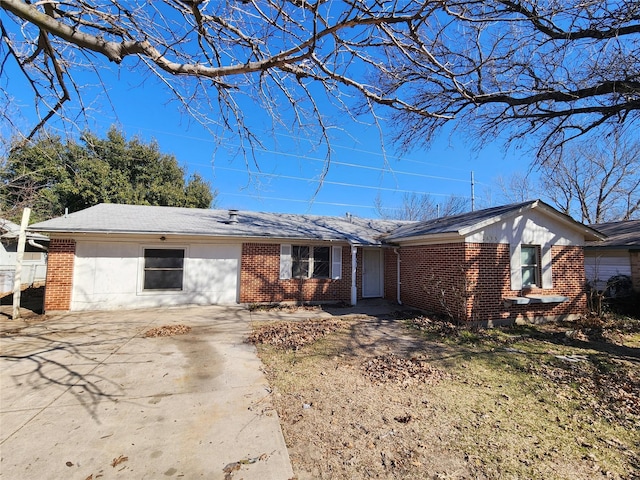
[361,352,449,387]
[143,324,191,337]
[246,318,347,350]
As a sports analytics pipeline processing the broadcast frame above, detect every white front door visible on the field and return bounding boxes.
[362,249,383,298]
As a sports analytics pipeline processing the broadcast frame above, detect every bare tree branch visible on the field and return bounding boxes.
[375,192,469,221]
[540,132,640,223]
[1,0,639,168]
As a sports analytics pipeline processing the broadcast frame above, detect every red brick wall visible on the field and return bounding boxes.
[631,251,640,292]
[464,244,586,323]
[384,248,398,302]
[239,243,353,303]
[463,243,511,322]
[44,239,76,311]
[395,243,587,323]
[396,243,467,319]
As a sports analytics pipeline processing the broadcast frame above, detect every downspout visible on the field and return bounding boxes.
[394,248,402,305]
[351,244,357,306]
[28,239,48,251]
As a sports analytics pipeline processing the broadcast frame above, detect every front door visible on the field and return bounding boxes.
[362,249,383,298]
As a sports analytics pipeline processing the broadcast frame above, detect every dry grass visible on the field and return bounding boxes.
[252,313,640,480]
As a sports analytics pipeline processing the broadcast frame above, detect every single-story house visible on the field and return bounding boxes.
[29,200,603,324]
[585,219,640,294]
[1,218,49,295]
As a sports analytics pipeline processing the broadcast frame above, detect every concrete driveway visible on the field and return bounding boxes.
[0,305,294,479]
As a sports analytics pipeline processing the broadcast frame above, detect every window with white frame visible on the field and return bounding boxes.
[143,248,184,290]
[281,245,342,280]
[521,245,540,287]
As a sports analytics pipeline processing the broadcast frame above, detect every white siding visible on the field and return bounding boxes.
[72,241,240,311]
[584,251,631,286]
[468,209,583,292]
[466,209,584,246]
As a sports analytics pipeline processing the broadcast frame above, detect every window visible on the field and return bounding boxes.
[143,249,184,290]
[281,245,342,280]
[312,246,330,278]
[292,246,310,278]
[521,245,540,287]
[292,245,331,278]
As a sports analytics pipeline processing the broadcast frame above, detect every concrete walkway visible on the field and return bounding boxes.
[0,305,294,479]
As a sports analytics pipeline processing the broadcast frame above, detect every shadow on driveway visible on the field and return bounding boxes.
[0,305,294,479]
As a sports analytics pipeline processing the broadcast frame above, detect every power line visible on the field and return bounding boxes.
[108,122,490,185]
[217,147,480,184]
[214,166,472,198]
[271,131,476,174]
[221,192,378,210]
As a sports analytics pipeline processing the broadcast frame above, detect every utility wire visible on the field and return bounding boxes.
[214,166,472,198]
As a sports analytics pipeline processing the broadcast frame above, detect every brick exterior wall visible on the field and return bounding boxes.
[239,243,353,304]
[44,239,76,311]
[393,243,587,324]
[631,251,640,292]
[392,243,467,317]
[384,249,398,302]
[465,244,587,323]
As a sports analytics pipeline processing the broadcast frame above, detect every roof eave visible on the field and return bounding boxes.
[383,231,462,245]
[457,201,537,236]
[457,200,605,241]
[30,228,367,244]
[533,201,606,241]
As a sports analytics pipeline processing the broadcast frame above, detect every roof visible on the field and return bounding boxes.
[1,218,49,242]
[382,199,604,242]
[27,204,408,246]
[28,200,603,246]
[588,219,640,249]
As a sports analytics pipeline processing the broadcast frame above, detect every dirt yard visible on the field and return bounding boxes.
[249,309,640,480]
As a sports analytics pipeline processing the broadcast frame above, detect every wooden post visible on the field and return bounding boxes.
[12,207,31,320]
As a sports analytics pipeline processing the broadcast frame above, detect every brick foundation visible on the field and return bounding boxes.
[44,239,76,311]
[239,243,353,304]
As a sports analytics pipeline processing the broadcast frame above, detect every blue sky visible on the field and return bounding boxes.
[7,58,539,219]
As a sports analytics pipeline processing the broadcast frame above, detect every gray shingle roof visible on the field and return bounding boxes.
[382,200,535,241]
[28,200,603,246]
[588,219,640,248]
[382,199,603,242]
[28,204,408,246]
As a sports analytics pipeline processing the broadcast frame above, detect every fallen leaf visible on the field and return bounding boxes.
[111,455,128,468]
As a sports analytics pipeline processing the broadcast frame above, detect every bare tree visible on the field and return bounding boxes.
[540,133,640,223]
[494,172,537,204]
[383,1,640,160]
[1,0,639,165]
[375,192,468,221]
